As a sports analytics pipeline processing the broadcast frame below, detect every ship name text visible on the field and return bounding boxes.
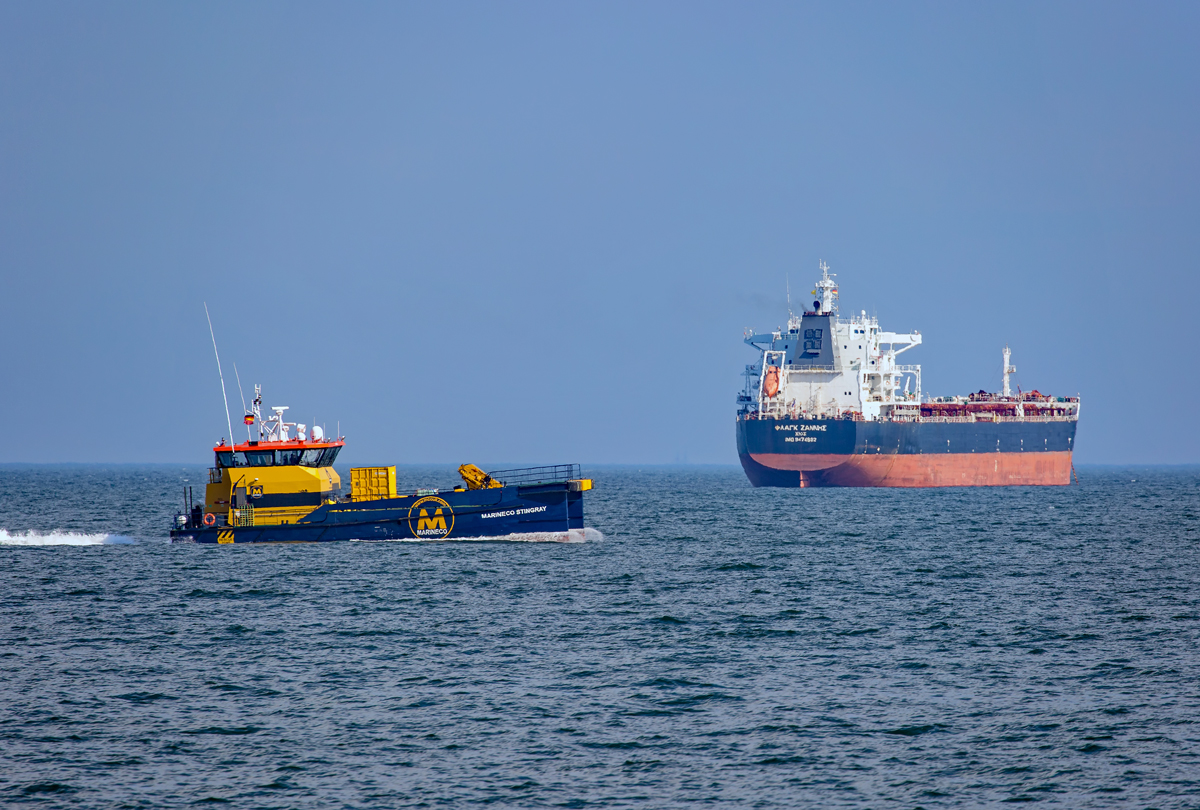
[482,505,549,519]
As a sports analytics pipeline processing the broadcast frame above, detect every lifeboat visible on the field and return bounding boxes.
[763,365,781,398]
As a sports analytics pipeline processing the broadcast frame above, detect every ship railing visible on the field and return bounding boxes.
[486,464,582,486]
[995,414,1077,422]
[784,364,838,373]
[778,363,920,375]
[912,414,1078,424]
[749,408,858,421]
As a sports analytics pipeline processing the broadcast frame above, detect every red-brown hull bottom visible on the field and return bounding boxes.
[746,451,1073,487]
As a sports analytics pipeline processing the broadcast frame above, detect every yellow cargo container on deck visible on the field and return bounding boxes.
[350,466,396,501]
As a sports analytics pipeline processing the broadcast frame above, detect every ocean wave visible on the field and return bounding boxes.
[0,529,136,546]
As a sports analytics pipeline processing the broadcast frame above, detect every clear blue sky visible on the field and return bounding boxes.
[1,2,1196,465]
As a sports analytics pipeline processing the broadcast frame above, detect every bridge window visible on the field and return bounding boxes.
[215,451,248,468]
[276,449,303,466]
[246,451,275,466]
[293,447,341,467]
[219,447,343,467]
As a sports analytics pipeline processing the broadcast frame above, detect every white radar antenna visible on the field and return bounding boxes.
[261,405,295,442]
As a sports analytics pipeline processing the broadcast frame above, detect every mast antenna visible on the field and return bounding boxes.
[784,272,802,331]
[233,363,251,441]
[204,303,235,450]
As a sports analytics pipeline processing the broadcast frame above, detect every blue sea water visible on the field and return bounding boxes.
[1,464,1199,808]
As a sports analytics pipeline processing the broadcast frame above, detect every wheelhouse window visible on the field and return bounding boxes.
[246,451,275,467]
[219,446,341,468]
[215,451,248,468]
[276,449,303,466]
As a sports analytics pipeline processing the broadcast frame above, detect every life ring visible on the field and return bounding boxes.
[203,513,216,526]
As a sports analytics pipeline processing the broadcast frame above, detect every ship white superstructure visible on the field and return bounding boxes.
[740,262,923,421]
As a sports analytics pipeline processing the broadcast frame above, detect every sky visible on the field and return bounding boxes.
[1,1,1197,466]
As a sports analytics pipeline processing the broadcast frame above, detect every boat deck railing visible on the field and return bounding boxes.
[784,364,838,373]
[487,464,582,486]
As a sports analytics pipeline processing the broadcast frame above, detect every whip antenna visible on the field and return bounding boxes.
[204,303,235,450]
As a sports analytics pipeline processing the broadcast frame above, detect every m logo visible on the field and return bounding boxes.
[418,509,446,532]
[408,496,454,539]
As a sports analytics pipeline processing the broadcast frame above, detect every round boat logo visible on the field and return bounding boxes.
[408,496,454,539]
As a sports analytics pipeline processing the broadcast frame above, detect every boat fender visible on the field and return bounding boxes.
[203,513,216,526]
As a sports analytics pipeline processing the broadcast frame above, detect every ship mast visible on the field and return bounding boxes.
[1002,345,1016,397]
[251,385,264,440]
[815,260,838,314]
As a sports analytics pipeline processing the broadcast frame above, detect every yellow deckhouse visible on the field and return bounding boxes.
[203,386,342,528]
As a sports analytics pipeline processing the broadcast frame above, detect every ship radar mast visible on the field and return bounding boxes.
[248,385,264,439]
[261,405,296,442]
[1002,345,1016,397]
[815,260,838,314]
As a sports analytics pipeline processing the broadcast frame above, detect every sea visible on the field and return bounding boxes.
[1,464,1198,808]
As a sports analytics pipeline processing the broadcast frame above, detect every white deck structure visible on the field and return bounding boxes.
[740,263,923,421]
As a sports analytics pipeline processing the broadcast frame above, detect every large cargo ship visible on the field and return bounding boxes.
[736,264,1079,487]
[171,386,591,543]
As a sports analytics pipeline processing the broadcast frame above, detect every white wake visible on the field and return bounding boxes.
[466,527,604,544]
[0,529,136,546]
[356,527,604,544]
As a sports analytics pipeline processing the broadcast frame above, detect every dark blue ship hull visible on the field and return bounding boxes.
[171,481,586,544]
[737,416,1077,487]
